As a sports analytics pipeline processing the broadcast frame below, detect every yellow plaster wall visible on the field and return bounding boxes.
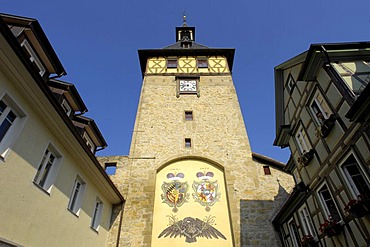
[146,56,229,75]
[151,159,232,247]
[0,68,112,247]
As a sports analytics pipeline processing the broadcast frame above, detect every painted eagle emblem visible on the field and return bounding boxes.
[158,215,226,243]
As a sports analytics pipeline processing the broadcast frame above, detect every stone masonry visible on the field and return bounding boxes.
[98,73,295,246]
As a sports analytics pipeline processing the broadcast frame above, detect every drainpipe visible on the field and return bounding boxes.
[116,201,125,247]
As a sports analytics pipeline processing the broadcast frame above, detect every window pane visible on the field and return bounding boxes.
[105,165,117,175]
[197,59,208,68]
[319,185,340,222]
[167,59,177,68]
[332,61,370,96]
[0,100,6,114]
[263,166,271,175]
[185,111,193,121]
[288,221,300,247]
[343,156,370,197]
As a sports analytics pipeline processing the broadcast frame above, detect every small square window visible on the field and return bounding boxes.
[185,138,191,148]
[263,166,271,175]
[185,111,193,121]
[167,59,178,68]
[105,162,117,175]
[197,59,208,68]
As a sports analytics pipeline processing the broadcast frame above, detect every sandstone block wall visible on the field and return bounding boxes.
[98,74,294,246]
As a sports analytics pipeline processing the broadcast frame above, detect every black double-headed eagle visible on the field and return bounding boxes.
[158,216,226,243]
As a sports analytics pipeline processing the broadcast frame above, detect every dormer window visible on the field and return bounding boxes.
[332,61,370,96]
[20,39,46,76]
[82,132,95,153]
[61,99,72,117]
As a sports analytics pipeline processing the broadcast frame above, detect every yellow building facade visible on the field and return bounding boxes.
[0,14,124,247]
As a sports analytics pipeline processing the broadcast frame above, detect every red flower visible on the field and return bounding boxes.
[319,216,338,234]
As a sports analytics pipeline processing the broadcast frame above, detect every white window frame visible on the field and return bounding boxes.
[20,39,46,76]
[82,132,95,153]
[33,144,62,193]
[61,99,72,117]
[298,205,316,238]
[317,183,341,222]
[340,152,370,199]
[295,125,311,154]
[91,197,103,231]
[0,94,26,161]
[68,175,86,215]
[287,218,300,247]
[309,90,332,125]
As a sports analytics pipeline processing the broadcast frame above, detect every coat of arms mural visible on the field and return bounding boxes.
[161,172,189,212]
[192,171,220,211]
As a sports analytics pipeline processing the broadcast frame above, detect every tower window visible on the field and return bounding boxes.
[167,59,178,68]
[263,166,271,175]
[185,111,193,121]
[197,59,208,68]
[105,162,117,175]
[185,138,191,148]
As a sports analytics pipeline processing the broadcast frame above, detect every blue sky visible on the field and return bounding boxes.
[2,1,370,162]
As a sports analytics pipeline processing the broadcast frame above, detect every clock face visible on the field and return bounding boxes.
[179,80,197,92]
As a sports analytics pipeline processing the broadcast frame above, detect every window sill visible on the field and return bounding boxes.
[67,208,80,218]
[32,182,51,196]
[90,226,99,234]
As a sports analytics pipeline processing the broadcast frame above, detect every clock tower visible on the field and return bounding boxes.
[99,16,294,247]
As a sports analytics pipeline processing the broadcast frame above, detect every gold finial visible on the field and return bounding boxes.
[182,11,188,26]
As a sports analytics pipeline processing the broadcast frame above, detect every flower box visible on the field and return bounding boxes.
[298,149,315,167]
[316,114,336,138]
[319,217,342,238]
[344,195,370,218]
[323,224,342,237]
[301,235,318,247]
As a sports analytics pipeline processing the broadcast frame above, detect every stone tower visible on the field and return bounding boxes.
[99,16,294,247]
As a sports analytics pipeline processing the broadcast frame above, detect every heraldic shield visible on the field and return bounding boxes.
[161,177,189,212]
[193,172,220,211]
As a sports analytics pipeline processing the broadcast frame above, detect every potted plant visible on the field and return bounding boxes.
[344,195,370,218]
[301,234,317,247]
[298,149,315,167]
[319,216,342,237]
[315,114,336,138]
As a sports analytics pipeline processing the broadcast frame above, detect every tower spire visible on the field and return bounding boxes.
[182,12,188,27]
